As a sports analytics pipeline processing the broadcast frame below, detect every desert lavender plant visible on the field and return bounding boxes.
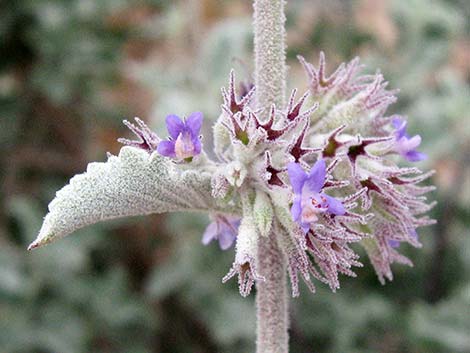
[28,0,435,352]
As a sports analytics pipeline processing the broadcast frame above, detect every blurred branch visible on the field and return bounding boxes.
[425,150,469,302]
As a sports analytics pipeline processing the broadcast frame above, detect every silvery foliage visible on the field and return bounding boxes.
[30,53,435,297]
[29,147,233,248]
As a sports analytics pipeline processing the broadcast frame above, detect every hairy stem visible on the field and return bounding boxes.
[253,0,289,352]
[254,0,287,108]
[256,231,289,353]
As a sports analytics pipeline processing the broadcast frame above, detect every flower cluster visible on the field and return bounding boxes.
[29,53,435,297]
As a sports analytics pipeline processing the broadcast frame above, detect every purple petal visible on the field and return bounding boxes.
[185,112,203,138]
[202,222,218,245]
[156,140,176,157]
[322,194,346,215]
[410,229,418,240]
[389,229,418,248]
[300,222,310,234]
[227,217,241,229]
[392,118,426,162]
[291,196,302,222]
[287,162,307,194]
[192,138,202,155]
[305,159,326,193]
[165,114,185,139]
[401,135,422,151]
[218,230,236,250]
[391,117,403,129]
[392,117,407,139]
[405,150,427,162]
[388,239,400,248]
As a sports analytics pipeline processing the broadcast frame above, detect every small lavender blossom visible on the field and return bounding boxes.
[392,117,427,162]
[387,239,400,249]
[157,112,203,159]
[202,215,240,250]
[287,160,345,233]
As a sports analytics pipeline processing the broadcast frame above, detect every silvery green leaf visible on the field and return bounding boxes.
[253,190,273,237]
[270,189,297,236]
[29,147,229,249]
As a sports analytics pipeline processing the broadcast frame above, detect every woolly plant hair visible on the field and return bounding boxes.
[29,1,435,352]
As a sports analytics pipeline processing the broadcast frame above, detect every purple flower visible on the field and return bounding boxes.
[287,160,346,233]
[202,215,240,250]
[392,117,426,162]
[157,112,203,159]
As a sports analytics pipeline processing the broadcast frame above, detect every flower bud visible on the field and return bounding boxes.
[225,161,247,187]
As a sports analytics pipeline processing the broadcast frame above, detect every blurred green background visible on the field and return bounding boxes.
[1,0,469,352]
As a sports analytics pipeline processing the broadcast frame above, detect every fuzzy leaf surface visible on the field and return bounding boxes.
[30,147,229,249]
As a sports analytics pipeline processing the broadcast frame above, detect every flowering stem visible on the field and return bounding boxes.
[256,230,289,353]
[253,0,289,352]
[254,0,287,108]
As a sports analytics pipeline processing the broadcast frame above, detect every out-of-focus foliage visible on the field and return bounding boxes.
[1,0,468,352]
